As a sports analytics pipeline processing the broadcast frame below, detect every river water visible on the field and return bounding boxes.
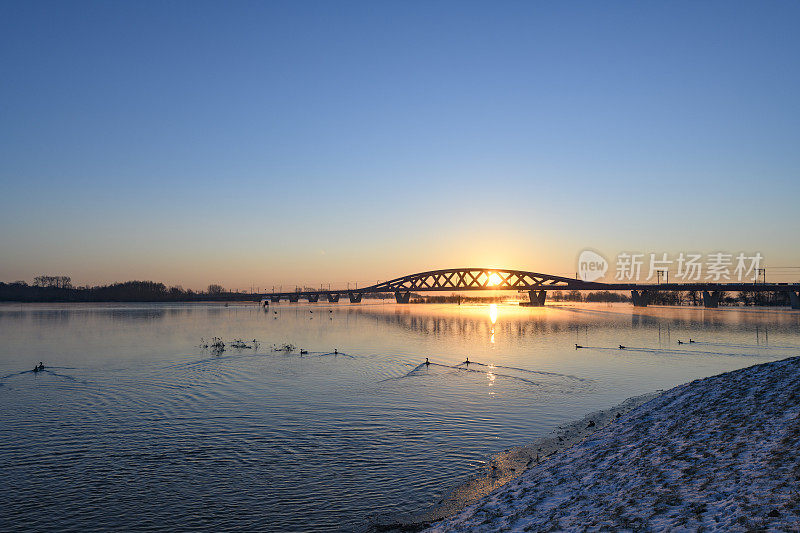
[1,301,798,531]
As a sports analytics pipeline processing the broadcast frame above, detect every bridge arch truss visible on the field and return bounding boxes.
[369,268,582,293]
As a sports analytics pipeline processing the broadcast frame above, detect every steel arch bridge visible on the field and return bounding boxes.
[368,268,586,293]
[260,267,800,308]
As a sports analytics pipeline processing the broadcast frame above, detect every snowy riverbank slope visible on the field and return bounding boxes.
[426,356,800,532]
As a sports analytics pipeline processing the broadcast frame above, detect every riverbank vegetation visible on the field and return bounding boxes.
[0,278,259,302]
[414,290,794,306]
[0,277,794,306]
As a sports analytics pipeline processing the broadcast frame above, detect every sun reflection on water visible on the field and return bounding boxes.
[489,304,498,343]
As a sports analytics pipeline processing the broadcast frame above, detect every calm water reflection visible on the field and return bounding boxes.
[1,301,798,531]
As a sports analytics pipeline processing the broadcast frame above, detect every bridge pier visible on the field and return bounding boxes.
[288,294,299,303]
[307,294,319,303]
[702,290,721,308]
[348,292,363,303]
[270,295,281,303]
[631,290,650,307]
[395,291,411,304]
[327,294,340,303]
[527,290,547,306]
[789,291,800,310]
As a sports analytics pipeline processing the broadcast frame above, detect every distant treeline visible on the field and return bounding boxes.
[412,292,627,304]
[0,278,260,302]
[413,294,511,304]
[416,290,794,306]
[362,292,393,299]
[549,289,794,306]
[411,291,627,304]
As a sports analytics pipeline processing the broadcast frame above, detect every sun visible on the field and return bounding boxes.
[488,272,503,286]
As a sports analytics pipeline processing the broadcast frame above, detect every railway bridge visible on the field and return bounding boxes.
[259,268,800,309]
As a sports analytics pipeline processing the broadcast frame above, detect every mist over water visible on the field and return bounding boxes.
[1,301,798,531]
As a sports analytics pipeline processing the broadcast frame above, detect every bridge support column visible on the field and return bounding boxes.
[527,290,547,306]
[307,294,319,303]
[288,295,299,303]
[348,292,363,303]
[702,290,721,308]
[789,291,800,310]
[631,290,650,307]
[327,294,340,303]
[395,291,410,304]
[270,295,281,303]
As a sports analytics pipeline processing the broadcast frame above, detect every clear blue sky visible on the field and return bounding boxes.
[1,1,799,289]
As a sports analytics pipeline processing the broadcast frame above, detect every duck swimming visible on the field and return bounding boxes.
[463,357,470,365]
[575,344,583,349]
[300,349,308,355]
[618,345,626,350]
[425,357,430,366]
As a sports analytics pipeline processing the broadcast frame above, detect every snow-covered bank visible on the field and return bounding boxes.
[426,356,800,532]
[388,392,659,529]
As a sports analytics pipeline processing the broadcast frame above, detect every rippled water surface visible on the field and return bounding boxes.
[1,301,799,531]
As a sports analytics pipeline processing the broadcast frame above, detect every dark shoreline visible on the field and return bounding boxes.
[0,281,262,303]
[0,297,263,303]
